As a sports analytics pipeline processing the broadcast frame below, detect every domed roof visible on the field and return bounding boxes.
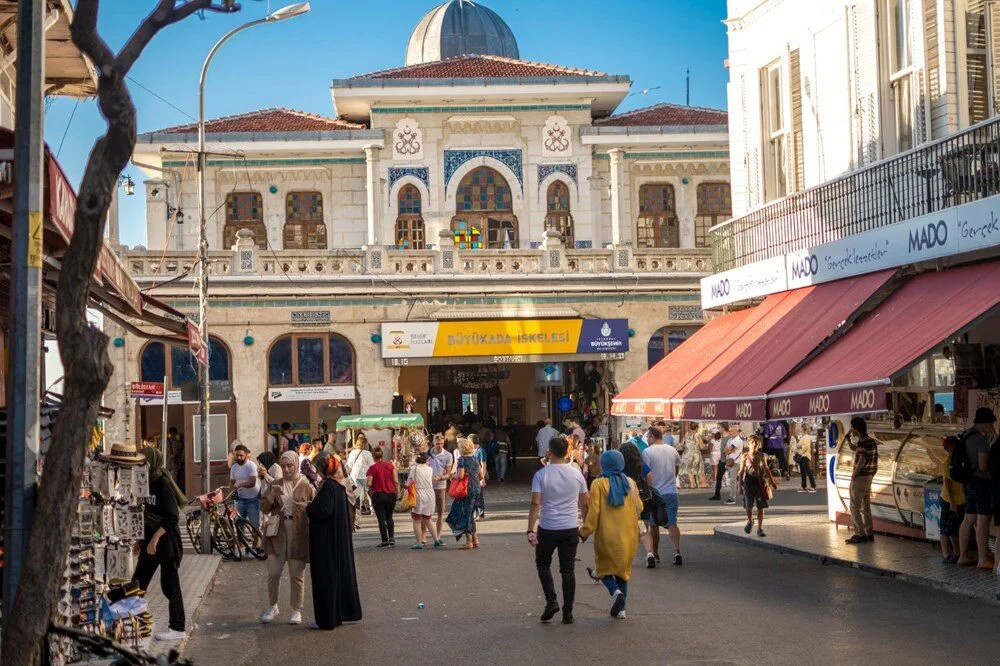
[406,1,519,66]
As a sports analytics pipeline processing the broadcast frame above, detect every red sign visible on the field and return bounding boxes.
[130,381,164,398]
[187,320,207,366]
[46,154,77,243]
[99,245,142,314]
[766,385,887,419]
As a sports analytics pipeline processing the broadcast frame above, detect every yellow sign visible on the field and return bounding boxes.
[433,319,580,356]
[28,211,42,268]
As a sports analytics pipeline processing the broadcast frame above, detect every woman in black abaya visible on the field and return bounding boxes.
[306,452,362,630]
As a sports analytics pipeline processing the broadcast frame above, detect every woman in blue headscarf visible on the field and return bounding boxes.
[579,449,643,620]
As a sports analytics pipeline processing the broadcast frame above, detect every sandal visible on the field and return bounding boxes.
[461,542,474,550]
[472,536,480,548]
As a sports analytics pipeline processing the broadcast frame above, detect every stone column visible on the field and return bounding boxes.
[145,179,168,251]
[435,228,457,274]
[540,228,565,274]
[364,145,381,246]
[230,228,257,275]
[608,149,626,246]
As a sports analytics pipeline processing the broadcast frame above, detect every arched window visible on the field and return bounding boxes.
[647,327,694,369]
[224,192,266,249]
[451,167,518,249]
[140,338,230,387]
[395,185,425,249]
[636,184,679,248]
[544,180,574,247]
[695,182,732,248]
[283,191,326,250]
[268,333,355,387]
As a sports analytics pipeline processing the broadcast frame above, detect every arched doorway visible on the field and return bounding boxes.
[136,338,235,493]
[265,333,358,452]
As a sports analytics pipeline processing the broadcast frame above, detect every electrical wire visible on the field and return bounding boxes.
[126,75,197,122]
[55,99,79,159]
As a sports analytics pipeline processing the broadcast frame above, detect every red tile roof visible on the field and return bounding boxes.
[350,55,610,80]
[595,103,728,127]
[152,108,367,134]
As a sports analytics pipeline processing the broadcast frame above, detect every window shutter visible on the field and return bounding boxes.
[789,48,805,191]
[909,0,928,143]
[987,0,1000,115]
[850,0,881,165]
[968,0,990,123]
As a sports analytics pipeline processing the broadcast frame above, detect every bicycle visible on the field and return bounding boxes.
[184,488,266,561]
[44,623,192,665]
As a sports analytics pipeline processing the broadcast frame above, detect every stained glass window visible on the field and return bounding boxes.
[296,337,325,385]
[544,180,574,247]
[284,191,327,250]
[451,168,517,248]
[637,183,679,248]
[224,191,267,249]
[329,334,354,385]
[140,339,230,388]
[269,337,293,386]
[695,182,732,248]
[140,342,166,383]
[395,185,425,249]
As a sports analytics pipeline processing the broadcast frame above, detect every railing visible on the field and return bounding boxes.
[711,115,1000,272]
[123,247,713,279]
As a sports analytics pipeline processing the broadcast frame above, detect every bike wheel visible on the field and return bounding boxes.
[211,519,237,560]
[185,511,203,555]
[235,518,267,560]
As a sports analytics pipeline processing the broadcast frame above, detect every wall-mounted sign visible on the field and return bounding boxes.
[380,319,630,359]
[267,385,356,402]
[129,382,164,398]
[702,193,1000,308]
[291,311,331,325]
[668,305,704,322]
[700,256,787,309]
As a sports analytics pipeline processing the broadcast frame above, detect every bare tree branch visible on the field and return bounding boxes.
[117,0,240,73]
[70,0,114,71]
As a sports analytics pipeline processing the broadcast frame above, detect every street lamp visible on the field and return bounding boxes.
[195,2,310,553]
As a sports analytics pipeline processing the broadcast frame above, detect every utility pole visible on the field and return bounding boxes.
[4,0,45,618]
[686,68,690,106]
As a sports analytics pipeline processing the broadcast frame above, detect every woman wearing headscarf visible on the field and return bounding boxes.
[578,449,642,619]
[306,452,362,630]
[132,447,187,641]
[259,451,314,625]
[256,451,281,499]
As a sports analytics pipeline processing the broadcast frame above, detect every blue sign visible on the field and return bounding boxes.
[576,319,630,354]
[557,396,574,412]
[543,364,557,376]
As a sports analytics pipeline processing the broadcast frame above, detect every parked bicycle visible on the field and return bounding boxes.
[45,623,192,666]
[184,488,265,561]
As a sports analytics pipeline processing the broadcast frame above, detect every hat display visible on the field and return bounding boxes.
[974,407,997,424]
[99,441,146,465]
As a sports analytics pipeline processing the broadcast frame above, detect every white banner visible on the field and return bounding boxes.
[702,193,1000,307]
[700,255,787,309]
[267,385,356,402]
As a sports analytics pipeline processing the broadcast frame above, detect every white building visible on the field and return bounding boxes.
[110,0,731,489]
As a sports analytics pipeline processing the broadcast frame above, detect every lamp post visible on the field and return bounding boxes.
[196,2,310,552]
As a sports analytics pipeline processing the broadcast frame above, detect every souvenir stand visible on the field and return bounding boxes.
[49,432,154,662]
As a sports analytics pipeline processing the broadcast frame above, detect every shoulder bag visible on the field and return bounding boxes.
[448,475,469,499]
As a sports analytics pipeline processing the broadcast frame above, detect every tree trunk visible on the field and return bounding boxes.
[0,2,235,661]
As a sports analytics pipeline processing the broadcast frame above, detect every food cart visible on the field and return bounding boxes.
[828,419,958,540]
[335,413,426,473]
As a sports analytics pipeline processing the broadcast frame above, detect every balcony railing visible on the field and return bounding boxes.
[123,246,712,281]
[711,115,1000,272]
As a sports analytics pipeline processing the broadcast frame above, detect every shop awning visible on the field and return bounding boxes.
[335,414,425,430]
[611,307,757,419]
[611,270,896,420]
[767,261,1000,418]
[669,270,896,420]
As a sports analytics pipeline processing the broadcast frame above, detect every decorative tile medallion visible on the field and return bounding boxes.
[388,166,429,194]
[537,163,578,191]
[444,149,523,192]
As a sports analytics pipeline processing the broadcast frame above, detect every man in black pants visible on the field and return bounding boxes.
[527,436,589,624]
[709,427,729,500]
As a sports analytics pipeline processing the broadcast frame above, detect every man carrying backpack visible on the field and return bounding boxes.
[957,408,997,568]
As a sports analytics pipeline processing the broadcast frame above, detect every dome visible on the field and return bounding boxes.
[406,1,519,66]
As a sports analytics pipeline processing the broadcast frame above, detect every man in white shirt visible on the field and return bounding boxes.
[527,436,588,625]
[230,442,261,527]
[535,418,559,462]
[724,424,745,505]
[641,427,683,566]
[427,434,454,544]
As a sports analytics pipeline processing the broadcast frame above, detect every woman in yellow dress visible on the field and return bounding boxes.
[579,449,643,619]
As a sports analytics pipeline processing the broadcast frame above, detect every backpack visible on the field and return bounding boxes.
[949,429,976,484]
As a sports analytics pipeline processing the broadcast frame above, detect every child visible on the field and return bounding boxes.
[939,435,966,563]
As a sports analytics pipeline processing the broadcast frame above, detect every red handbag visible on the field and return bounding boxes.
[448,476,469,499]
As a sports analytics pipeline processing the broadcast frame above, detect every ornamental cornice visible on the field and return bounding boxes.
[445,115,520,133]
[631,160,729,176]
[216,168,331,184]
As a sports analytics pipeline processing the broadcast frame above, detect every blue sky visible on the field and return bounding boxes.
[46,0,729,247]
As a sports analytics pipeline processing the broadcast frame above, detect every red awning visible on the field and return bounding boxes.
[611,270,896,420]
[671,270,895,420]
[767,261,1000,418]
[611,308,755,419]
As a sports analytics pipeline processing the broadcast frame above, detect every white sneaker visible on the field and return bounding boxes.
[288,610,302,625]
[154,629,186,641]
[616,610,626,619]
[261,605,279,624]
